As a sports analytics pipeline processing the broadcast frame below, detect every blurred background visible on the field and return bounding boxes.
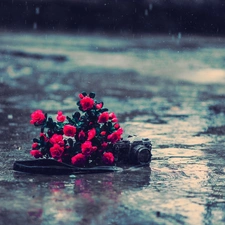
[0,0,225,35]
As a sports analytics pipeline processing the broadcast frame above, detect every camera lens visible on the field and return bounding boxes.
[137,148,151,164]
[131,145,151,164]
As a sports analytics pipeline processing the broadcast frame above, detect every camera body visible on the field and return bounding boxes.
[113,138,152,165]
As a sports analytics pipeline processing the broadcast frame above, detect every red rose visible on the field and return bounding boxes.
[101,142,108,149]
[78,130,86,141]
[96,102,103,109]
[107,129,123,144]
[114,123,120,130]
[30,110,45,125]
[81,141,97,156]
[32,142,39,149]
[71,153,86,166]
[50,134,64,146]
[30,150,43,158]
[79,93,84,99]
[56,111,66,122]
[80,96,94,111]
[63,125,76,137]
[109,112,118,122]
[87,128,96,141]
[102,152,114,165]
[50,144,64,159]
[100,131,106,136]
[40,133,49,142]
[117,127,123,135]
[98,112,109,123]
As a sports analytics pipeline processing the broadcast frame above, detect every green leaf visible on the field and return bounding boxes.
[73,111,80,119]
[100,108,108,112]
[33,138,39,143]
[89,92,95,98]
[81,91,87,96]
[67,138,74,147]
[108,122,112,129]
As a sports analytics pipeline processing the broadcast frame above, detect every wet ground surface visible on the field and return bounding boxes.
[0,32,225,225]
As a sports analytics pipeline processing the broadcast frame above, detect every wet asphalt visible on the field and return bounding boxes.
[0,32,225,225]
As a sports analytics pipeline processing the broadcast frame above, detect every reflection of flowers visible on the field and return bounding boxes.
[30,92,123,167]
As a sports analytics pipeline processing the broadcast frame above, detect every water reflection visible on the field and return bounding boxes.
[24,167,151,225]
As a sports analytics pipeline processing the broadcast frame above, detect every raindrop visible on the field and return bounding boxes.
[33,22,37,30]
[145,9,148,16]
[149,4,153,11]
[8,114,13,119]
[178,32,182,39]
[35,7,40,15]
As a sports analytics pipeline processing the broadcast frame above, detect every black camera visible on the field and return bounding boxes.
[113,138,152,165]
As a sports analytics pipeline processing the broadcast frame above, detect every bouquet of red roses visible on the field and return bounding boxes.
[29,92,123,167]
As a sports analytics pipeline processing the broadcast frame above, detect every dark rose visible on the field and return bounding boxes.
[40,133,49,142]
[109,112,118,122]
[49,134,64,146]
[102,152,114,165]
[101,142,108,149]
[98,112,109,123]
[63,125,76,137]
[32,142,39,149]
[81,141,97,156]
[87,128,96,141]
[78,130,86,141]
[71,153,86,166]
[30,150,43,158]
[56,111,66,122]
[80,96,94,111]
[30,110,45,125]
[50,144,64,159]
[107,128,123,144]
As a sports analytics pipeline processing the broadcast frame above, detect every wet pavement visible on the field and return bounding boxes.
[0,32,225,225]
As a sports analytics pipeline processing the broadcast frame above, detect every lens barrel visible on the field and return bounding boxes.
[131,145,151,164]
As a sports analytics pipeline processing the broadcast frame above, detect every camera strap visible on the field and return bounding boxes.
[13,159,123,175]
